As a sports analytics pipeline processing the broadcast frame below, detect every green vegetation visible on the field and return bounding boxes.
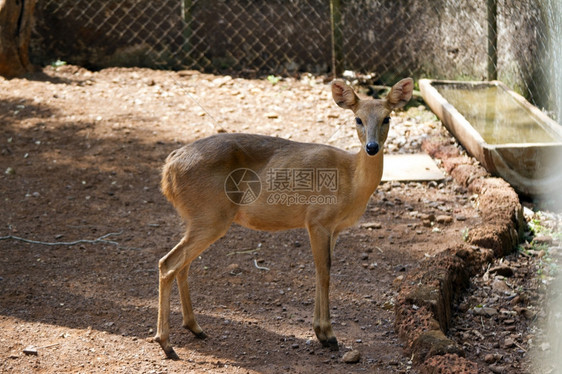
[50,59,67,68]
[520,211,561,279]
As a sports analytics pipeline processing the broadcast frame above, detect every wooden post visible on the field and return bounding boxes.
[330,0,343,79]
[0,0,37,77]
[487,0,498,81]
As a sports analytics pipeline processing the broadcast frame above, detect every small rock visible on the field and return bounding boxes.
[520,308,536,320]
[360,221,382,229]
[23,346,38,355]
[473,306,498,317]
[382,300,394,310]
[360,253,369,260]
[5,167,15,175]
[509,295,521,305]
[489,265,514,277]
[265,112,279,119]
[419,213,436,221]
[291,343,299,349]
[342,349,361,364]
[489,365,507,374]
[484,353,496,364]
[422,219,432,227]
[436,215,453,224]
[212,75,233,87]
[227,263,242,275]
[514,306,529,316]
[533,235,553,245]
[492,279,511,293]
[503,338,515,348]
[393,275,404,286]
[455,215,467,221]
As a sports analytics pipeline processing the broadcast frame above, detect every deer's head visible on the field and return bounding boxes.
[332,78,413,156]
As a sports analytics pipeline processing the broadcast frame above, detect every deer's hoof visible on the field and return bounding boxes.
[183,325,207,339]
[154,336,180,360]
[164,347,180,360]
[320,336,339,351]
[193,330,207,340]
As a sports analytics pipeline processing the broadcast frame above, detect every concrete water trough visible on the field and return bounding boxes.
[419,79,562,197]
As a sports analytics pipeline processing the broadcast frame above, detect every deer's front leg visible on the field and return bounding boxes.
[307,225,338,350]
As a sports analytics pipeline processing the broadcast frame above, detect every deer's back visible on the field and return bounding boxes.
[161,133,349,209]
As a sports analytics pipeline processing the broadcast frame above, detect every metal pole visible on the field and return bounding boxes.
[487,0,498,80]
[181,0,193,54]
[330,0,343,79]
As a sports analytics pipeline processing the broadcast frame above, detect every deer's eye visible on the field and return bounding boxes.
[383,116,390,124]
[355,117,363,126]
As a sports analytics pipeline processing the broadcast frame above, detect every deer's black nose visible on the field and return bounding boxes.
[365,142,379,156]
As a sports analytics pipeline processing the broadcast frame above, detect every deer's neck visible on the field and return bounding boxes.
[353,149,384,201]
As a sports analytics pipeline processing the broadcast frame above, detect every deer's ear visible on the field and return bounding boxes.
[386,78,414,110]
[332,80,359,110]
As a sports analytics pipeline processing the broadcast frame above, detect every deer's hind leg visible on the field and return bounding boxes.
[154,218,231,359]
[176,264,207,339]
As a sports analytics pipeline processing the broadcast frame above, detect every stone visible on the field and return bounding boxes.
[420,213,436,221]
[436,215,453,224]
[492,279,511,293]
[360,221,382,229]
[23,346,38,355]
[489,265,514,277]
[473,306,498,317]
[226,263,242,275]
[503,338,515,348]
[342,349,361,363]
[533,235,553,245]
[489,365,507,373]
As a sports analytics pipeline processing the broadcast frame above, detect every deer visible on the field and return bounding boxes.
[154,77,414,359]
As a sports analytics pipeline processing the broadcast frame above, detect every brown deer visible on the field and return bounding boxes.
[154,78,414,359]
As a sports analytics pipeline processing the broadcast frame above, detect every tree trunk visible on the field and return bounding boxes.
[0,0,36,78]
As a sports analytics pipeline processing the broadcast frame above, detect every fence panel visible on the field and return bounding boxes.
[30,0,560,118]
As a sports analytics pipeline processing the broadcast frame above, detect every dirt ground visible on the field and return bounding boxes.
[0,66,554,373]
